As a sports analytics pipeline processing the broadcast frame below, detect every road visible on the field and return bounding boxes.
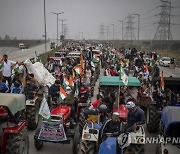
[0,42,51,62]
[160,66,180,77]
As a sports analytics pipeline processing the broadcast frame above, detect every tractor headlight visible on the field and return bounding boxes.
[83,134,91,139]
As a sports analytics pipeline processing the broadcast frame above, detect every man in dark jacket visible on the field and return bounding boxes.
[101,112,122,141]
[49,80,60,101]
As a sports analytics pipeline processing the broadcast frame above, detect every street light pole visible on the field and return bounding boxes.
[59,19,67,36]
[51,12,64,47]
[44,0,47,53]
[132,13,140,46]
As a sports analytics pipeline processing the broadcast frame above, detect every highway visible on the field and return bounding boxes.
[1,44,179,154]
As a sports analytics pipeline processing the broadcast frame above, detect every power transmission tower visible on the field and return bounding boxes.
[98,24,105,40]
[153,0,173,40]
[124,14,136,40]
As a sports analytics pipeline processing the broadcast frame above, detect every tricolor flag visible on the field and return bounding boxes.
[0,57,4,70]
[74,65,82,75]
[144,64,149,79]
[12,61,19,74]
[69,75,74,87]
[92,54,99,63]
[63,76,70,88]
[59,87,67,100]
[39,97,51,120]
[161,70,165,91]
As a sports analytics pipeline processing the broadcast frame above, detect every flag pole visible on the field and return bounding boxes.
[118,64,121,112]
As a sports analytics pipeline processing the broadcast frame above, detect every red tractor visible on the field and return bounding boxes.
[34,102,75,150]
[0,93,29,154]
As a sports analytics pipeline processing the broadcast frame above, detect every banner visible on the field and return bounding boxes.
[38,121,67,142]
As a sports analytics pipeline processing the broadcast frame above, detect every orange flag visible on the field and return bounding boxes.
[69,75,74,87]
[161,70,165,91]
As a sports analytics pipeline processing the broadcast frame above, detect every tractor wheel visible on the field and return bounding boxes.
[6,127,29,154]
[27,102,40,130]
[125,144,145,154]
[34,128,43,150]
[73,127,81,154]
[146,105,160,133]
[79,140,96,154]
[79,112,85,135]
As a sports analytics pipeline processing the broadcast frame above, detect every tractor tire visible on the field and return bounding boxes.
[79,140,96,154]
[79,112,85,135]
[146,105,160,133]
[73,127,81,154]
[27,103,40,130]
[34,128,43,150]
[6,127,29,154]
[125,144,145,154]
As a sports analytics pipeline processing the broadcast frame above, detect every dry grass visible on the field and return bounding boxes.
[155,50,180,61]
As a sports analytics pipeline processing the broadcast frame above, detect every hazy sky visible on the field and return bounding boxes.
[0,0,180,40]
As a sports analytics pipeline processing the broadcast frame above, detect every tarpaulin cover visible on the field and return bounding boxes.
[161,106,180,130]
[24,59,55,87]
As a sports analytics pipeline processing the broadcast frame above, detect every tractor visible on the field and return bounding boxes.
[0,93,29,154]
[145,77,180,133]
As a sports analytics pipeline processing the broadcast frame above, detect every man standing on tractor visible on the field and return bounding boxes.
[125,101,145,132]
[1,54,16,92]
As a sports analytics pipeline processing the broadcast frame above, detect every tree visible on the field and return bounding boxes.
[4,34,11,40]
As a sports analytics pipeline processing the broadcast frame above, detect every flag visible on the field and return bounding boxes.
[12,61,19,74]
[161,70,165,91]
[69,75,74,87]
[63,76,70,88]
[39,97,51,120]
[74,65,82,75]
[144,64,149,79]
[34,51,41,63]
[120,66,128,85]
[91,61,95,68]
[72,70,75,79]
[0,57,4,70]
[74,84,79,98]
[92,54,99,63]
[59,87,67,100]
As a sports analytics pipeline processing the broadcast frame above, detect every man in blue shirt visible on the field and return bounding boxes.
[125,101,145,132]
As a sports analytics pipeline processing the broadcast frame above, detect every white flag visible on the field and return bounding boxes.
[121,67,129,85]
[39,97,51,120]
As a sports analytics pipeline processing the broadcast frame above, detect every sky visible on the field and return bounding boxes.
[0,0,180,40]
